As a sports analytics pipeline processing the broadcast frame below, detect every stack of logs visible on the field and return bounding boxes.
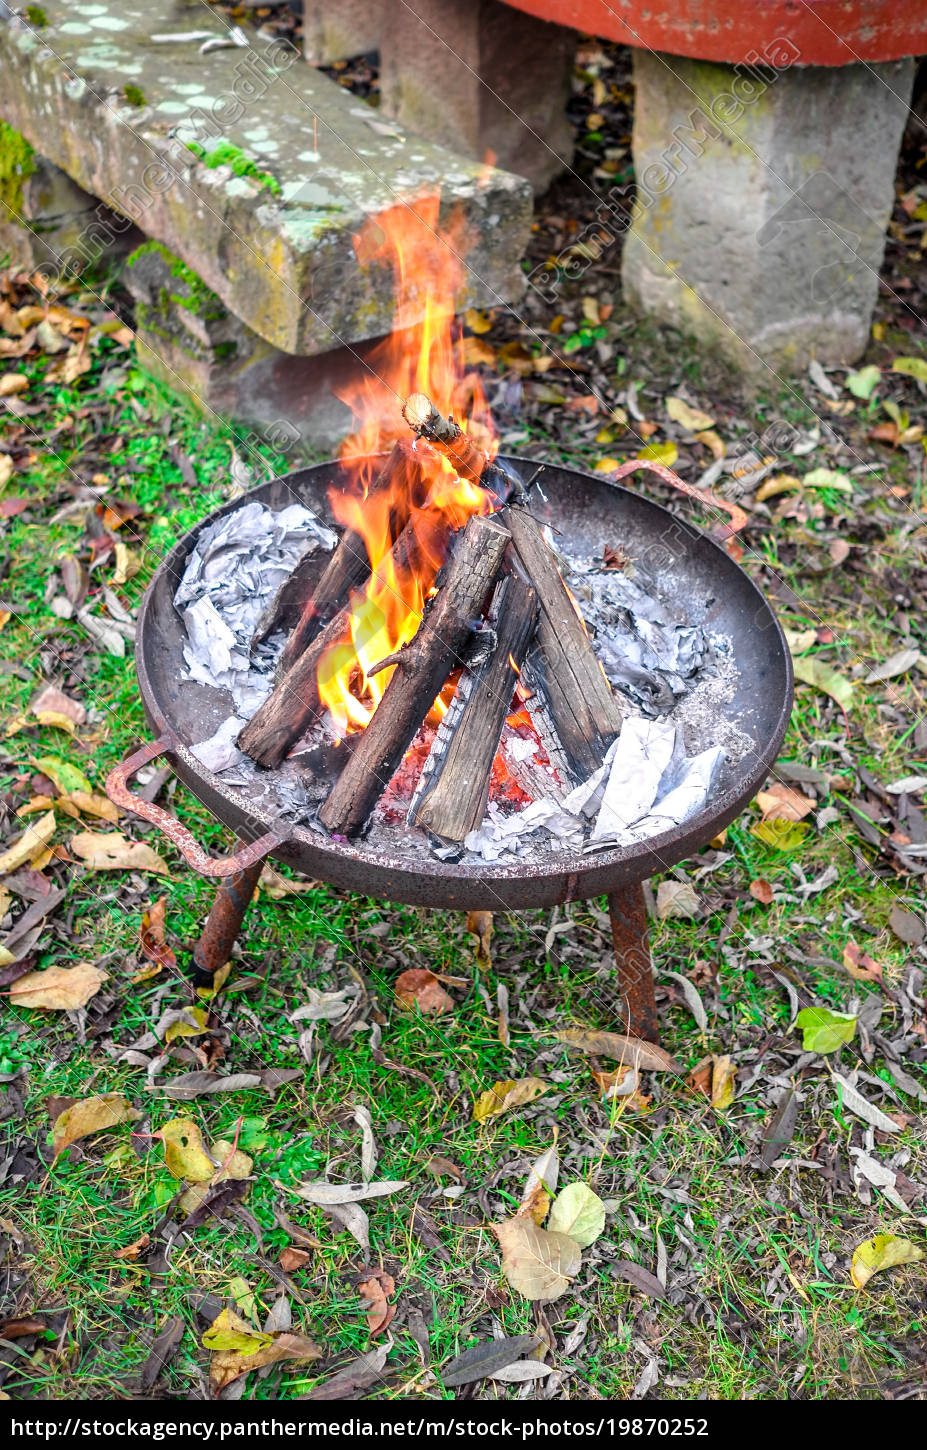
[238,393,626,842]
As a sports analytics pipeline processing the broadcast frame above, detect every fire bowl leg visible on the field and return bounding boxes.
[190,843,265,989]
[607,883,659,1044]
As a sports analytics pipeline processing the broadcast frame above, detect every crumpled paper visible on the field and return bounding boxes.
[174,498,336,730]
[569,567,707,714]
[463,716,724,862]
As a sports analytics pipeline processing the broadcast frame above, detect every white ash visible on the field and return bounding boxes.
[174,499,336,718]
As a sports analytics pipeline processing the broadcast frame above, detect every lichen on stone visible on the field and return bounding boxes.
[126,238,226,322]
[123,84,146,108]
[0,122,37,219]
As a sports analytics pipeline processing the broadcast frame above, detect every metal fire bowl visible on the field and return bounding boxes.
[114,456,792,910]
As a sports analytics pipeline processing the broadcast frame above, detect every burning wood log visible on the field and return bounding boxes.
[503,504,625,782]
[409,560,538,842]
[238,504,450,771]
[402,392,526,500]
[277,440,421,672]
[318,514,511,837]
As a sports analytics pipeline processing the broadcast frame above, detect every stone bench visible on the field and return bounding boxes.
[0,0,532,445]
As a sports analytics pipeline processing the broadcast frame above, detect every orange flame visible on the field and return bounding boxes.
[316,195,498,735]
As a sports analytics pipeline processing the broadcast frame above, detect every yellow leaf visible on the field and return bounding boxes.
[52,1093,139,1160]
[158,1117,216,1183]
[473,1077,548,1123]
[0,374,28,398]
[491,1216,581,1302]
[594,457,622,472]
[755,783,815,822]
[636,440,678,467]
[754,473,801,503]
[32,756,91,795]
[0,810,56,876]
[464,308,493,334]
[16,795,56,818]
[202,1308,271,1356]
[70,830,169,876]
[164,1005,209,1044]
[210,1140,253,1182]
[208,1327,321,1393]
[694,428,726,460]
[519,1139,559,1226]
[546,1182,606,1248]
[851,1234,924,1289]
[10,961,107,1011]
[62,790,120,823]
[462,336,496,368]
[710,1054,737,1110]
[666,396,715,432]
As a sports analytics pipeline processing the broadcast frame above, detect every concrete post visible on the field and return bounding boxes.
[621,51,916,373]
[379,0,575,193]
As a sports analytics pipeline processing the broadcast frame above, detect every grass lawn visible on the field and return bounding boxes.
[0,257,926,1402]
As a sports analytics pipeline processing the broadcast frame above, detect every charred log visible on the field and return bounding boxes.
[409,561,538,842]
[402,391,525,502]
[504,503,625,781]
[318,514,511,837]
[238,504,450,770]
[278,440,420,672]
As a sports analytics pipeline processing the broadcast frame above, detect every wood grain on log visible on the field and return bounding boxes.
[504,503,624,781]
[409,562,538,842]
[318,514,511,837]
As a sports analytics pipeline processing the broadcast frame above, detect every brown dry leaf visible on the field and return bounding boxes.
[465,909,493,968]
[210,1329,322,1392]
[694,428,726,459]
[31,684,86,727]
[10,960,107,1011]
[258,864,315,897]
[591,1063,637,1099]
[462,336,496,368]
[357,1269,396,1338]
[70,830,169,876]
[139,896,177,976]
[0,374,29,398]
[749,878,774,905]
[0,810,56,876]
[394,968,454,1015]
[51,1092,139,1160]
[473,1077,549,1123]
[710,1054,737,1111]
[62,791,119,823]
[518,1139,559,1225]
[492,1217,582,1303]
[655,880,700,919]
[843,939,883,983]
[279,1246,312,1273]
[555,1028,682,1074]
[114,1233,150,1262]
[756,783,815,821]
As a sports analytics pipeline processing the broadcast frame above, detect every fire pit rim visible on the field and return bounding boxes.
[123,454,794,909]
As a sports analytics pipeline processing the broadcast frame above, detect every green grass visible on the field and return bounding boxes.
[1,284,926,1402]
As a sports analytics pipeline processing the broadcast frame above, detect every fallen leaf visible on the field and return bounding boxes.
[614,1260,667,1301]
[833,1073,901,1133]
[749,878,774,905]
[802,467,852,493]
[843,940,883,983]
[864,648,921,684]
[888,905,925,947]
[140,1316,184,1393]
[32,756,91,796]
[289,1178,408,1206]
[441,1334,541,1387]
[756,783,815,821]
[0,374,29,397]
[10,960,106,1010]
[357,1269,395,1337]
[139,896,177,974]
[489,1360,553,1383]
[665,396,714,432]
[394,968,454,1014]
[0,811,56,876]
[796,1006,856,1054]
[210,1328,322,1392]
[258,864,315,897]
[51,1093,139,1160]
[710,1054,737,1110]
[850,1234,924,1290]
[301,1346,388,1400]
[157,1117,216,1183]
[792,656,853,710]
[890,355,927,384]
[845,365,881,399]
[749,819,810,850]
[519,1139,559,1225]
[492,1216,582,1303]
[0,496,28,518]
[694,428,726,459]
[655,880,700,919]
[114,1233,150,1262]
[61,790,119,823]
[755,473,801,503]
[555,1028,682,1074]
[279,1247,312,1273]
[465,909,493,968]
[636,440,678,467]
[164,1005,209,1045]
[70,830,169,876]
[473,1077,548,1123]
[546,1183,606,1248]
[758,1089,799,1169]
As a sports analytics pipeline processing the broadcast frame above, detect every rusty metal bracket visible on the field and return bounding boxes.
[607,882,660,1043]
[605,458,748,545]
[105,734,286,878]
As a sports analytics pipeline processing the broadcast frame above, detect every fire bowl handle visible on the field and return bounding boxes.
[105,735,286,878]
[604,460,748,544]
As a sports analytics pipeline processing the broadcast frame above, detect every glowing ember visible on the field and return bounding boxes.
[315,196,498,737]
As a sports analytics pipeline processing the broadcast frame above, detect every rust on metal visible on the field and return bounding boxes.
[608,883,660,1044]
[105,734,287,878]
[191,841,267,986]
